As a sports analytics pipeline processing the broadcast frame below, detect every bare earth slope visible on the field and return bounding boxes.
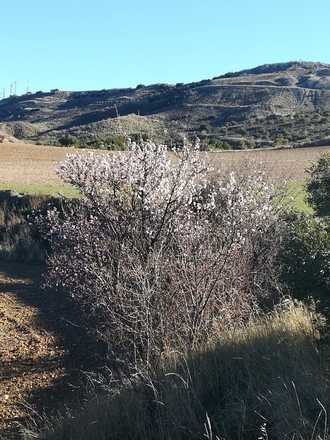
[1,61,330,148]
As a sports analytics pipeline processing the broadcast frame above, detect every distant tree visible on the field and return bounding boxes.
[275,136,289,147]
[208,139,231,150]
[58,135,78,147]
[306,152,330,217]
[245,138,256,149]
[237,127,247,136]
[199,124,209,132]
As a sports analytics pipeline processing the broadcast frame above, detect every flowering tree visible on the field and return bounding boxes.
[39,139,283,371]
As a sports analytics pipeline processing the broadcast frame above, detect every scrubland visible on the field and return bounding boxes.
[0,141,329,439]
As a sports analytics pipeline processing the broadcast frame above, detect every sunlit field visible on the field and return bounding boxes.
[1,141,329,197]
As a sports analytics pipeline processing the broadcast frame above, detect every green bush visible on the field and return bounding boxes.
[275,136,289,147]
[58,134,79,147]
[281,212,330,307]
[306,152,330,217]
[87,135,128,150]
[208,139,231,150]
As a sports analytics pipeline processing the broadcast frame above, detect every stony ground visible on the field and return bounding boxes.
[0,263,82,439]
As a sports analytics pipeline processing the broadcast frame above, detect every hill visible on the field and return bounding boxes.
[2,61,330,148]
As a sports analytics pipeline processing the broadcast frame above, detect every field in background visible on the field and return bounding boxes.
[206,145,330,179]
[0,142,82,196]
[0,142,329,199]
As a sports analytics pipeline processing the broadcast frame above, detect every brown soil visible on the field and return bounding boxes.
[0,142,80,185]
[0,263,82,439]
[0,142,329,186]
[206,145,330,180]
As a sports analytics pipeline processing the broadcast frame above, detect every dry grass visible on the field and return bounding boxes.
[205,146,330,181]
[1,142,330,196]
[30,302,329,440]
[0,195,50,262]
[0,142,82,196]
[1,142,327,439]
[0,142,75,184]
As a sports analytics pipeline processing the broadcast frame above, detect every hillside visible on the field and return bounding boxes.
[2,61,330,148]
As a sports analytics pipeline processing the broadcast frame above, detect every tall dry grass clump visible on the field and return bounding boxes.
[0,193,48,262]
[31,302,329,440]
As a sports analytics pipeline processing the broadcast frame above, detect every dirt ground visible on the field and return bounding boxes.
[0,142,329,187]
[206,145,330,180]
[0,142,79,186]
[0,263,85,439]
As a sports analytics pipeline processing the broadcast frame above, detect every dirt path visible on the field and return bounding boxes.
[0,264,72,438]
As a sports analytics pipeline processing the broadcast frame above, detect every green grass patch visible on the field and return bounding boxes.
[0,182,79,198]
[284,181,313,214]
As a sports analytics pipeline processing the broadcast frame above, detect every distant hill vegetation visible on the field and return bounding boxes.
[2,61,330,149]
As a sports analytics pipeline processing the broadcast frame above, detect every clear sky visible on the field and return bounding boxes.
[1,0,330,94]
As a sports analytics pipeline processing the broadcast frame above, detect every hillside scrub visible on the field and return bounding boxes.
[30,302,329,440]
[36,139,285,372]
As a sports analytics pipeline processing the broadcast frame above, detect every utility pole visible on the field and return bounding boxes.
[14,81,17,95]
[10,83,13,96]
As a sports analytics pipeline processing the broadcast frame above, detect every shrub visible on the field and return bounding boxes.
[58,134,79,147]
[208,139,231,150]
[275,136,289,147]
[281,212,330,308]
[37,140,284,373]
[306,152,330,217]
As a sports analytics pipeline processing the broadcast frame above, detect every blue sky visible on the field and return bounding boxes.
[1,0,330,93]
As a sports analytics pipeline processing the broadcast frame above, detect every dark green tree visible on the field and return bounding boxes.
[58,134,78,147]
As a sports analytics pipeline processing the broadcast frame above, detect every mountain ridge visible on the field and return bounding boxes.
[1,61,330,149]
